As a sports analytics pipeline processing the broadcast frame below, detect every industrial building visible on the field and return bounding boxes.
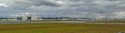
[16,16,39,21]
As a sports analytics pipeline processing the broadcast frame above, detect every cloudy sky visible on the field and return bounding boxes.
[0,0,125,18]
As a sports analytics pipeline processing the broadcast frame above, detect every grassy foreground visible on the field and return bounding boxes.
[0,23,125,33]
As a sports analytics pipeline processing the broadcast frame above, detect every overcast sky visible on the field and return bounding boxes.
[0,0,125,18]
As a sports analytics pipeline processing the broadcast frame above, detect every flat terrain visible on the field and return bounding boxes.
[0,23,125,33]
[1,20,125,24]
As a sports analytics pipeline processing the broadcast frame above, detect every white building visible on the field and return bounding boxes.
[17,16,39,21]
[16,13,42,21]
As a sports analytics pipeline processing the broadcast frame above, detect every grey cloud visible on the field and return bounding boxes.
[1,0,125,18]
[13,0,62,7]
[106,0,122,1]
[31,0,60,7]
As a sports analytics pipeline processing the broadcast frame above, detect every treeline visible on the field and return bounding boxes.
[0,17,15,19]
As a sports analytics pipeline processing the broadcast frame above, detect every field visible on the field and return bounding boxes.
[0,23,125,33]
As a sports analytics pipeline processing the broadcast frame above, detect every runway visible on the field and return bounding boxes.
[0,21,125,24]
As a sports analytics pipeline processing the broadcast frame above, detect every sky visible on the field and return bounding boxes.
[0,0,125,18]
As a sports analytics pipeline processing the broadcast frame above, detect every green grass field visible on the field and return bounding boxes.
[0,23,125,33]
